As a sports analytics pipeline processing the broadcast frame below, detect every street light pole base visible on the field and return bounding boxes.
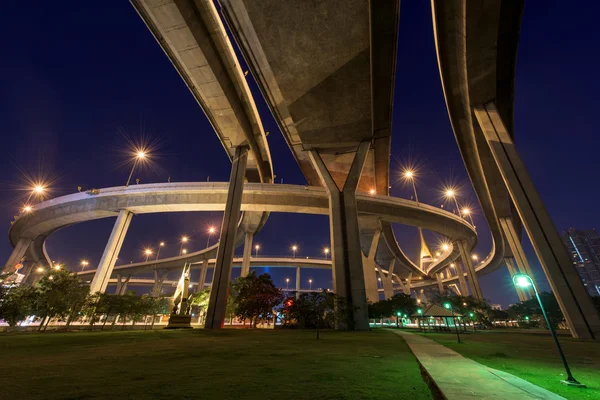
[560,380,586,388]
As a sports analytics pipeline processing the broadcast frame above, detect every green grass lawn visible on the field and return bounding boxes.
[420,330,600,400]
[0,329,432,399]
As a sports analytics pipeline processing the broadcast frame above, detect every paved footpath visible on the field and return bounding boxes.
[391,330,565,400]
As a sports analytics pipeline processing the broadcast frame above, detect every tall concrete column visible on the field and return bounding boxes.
[89,210,133,294]
[362,230,381,303]
[3,237,32,273]
[475,102,600,339]
[197,259,208,292]
[205,145,249,329]
[382,259,395,299]
[241,231,253,277]
[308,141,370,330]
[505,257,529,302]
[436,273,444,293]
[403,273,412,296]
[458,240,483,300]
[295,266,301,299]
[454,261,470,296]
[499,217,537,296]
[151,270,169,297]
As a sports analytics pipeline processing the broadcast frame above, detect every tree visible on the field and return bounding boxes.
[282,291,348,332]
[190,288,211,324]
[0,285,37,327]
[232,272,283,327]
[368,294,417,324]
[508,291,564,329]
[33,269,89,331]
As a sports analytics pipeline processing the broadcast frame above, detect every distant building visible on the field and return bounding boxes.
[490,304,502,311]
[561,228,600,297]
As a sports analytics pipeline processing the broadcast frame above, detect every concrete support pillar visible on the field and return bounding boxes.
[382,259,395,299]
[3,237,32,273]
[403,273,412,296]
[116,273,122,294]
[89,210,133,294]
[505,257,529,302]
[436,273,444,294]
[499,217,537,296]
[197,259,208,293]
[455,261,470,296]
[458,240,483,300]
[151,270,168,297]
[308,141,370,330]
[205,145,249,329]
[475,102,600,339]
[362,230,381,303]
[295,266,301,299]
[241,232,253,277]
[120,275,131,295]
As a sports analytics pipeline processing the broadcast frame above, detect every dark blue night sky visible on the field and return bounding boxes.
[1,2,598,307]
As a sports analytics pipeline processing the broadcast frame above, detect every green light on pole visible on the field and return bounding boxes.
[417,309,422,315]
[513,273,585,388]
[444,302,461,343]
[396,311,401,328]
[524,316,530,321]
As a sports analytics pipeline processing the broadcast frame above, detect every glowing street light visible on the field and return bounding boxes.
[444,188,460,214]
[472,254,479,261]
[323,247,330,259]
[22,205,33,214]
[441,243,450,252]
[180,236,189,255]
[33,185,45,195]
[206,226,217,248]
[144,248,153,262]
[461,207,475,226]
[155,241,165,261]
[443,302,461,343]
[369,189,376,195]
[126,150,147,187]
[308,278,312,290]
[512,273,585,387]
[254,244,260,257]
[182,249,187,255]
[291,245,298,258]
[285,278,290,291]
[80,260,89,271]
[36,267,45,273]
[402,169,419,204]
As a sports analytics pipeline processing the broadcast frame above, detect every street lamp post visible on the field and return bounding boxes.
[286,278,290,291]
[206,226,216,248]
[80,260,89,271]
[126,151,146,187]
[512,273,585,387]
[444,302,461,343]
[144,248,153,262]
[323,247,330,259]
[155,242,165,261]
[445,189,460,214]
[255,244,260,257]
[180,236,188,256]
[292,245,298,258]
[308,278,312,291]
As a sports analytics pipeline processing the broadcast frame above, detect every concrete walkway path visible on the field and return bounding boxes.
[391,330,565,400]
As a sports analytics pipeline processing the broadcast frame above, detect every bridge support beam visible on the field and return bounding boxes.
[3,237,32,273]
[309,141,370,330]
[475,102,600,339]
[205,145,249,329]
[362,230,381,303]
[403,273,412,296]
[241,232,253,277]
[499,217,536,297]
[458,240,483,300]
[505,257,529,302]
[455,261,470,296]
[89,210,133,294]
[436,272,444,294]
[295,266,301,299]
[382,259,395,299]
[197,259,208,293]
